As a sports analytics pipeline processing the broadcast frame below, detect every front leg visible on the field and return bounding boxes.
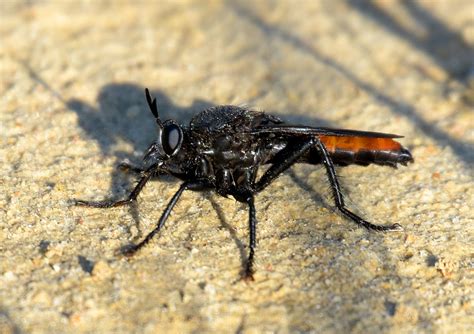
[73,163,159,208]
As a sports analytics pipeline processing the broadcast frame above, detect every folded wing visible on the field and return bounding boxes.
[251,125,413,167]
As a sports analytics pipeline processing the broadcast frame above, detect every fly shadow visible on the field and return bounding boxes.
[67,83,213,164]
[67,83,213,235]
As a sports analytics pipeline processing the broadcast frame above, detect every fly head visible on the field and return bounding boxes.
[143,89,186,172]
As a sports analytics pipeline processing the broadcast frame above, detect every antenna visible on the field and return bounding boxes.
[145,88,163,127]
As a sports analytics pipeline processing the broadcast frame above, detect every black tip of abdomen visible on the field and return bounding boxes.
[398,148,414,165]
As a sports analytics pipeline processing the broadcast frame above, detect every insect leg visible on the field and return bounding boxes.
[315,138,402,231]
[253,139,315,192]
[121,180,209,256]
[74,163,159,208]
[243,194,257,281]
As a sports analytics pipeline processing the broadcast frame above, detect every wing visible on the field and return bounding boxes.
[248,124,403,138]
[250,124,413,167]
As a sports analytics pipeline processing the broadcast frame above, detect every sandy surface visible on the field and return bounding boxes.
[1,1,473,333]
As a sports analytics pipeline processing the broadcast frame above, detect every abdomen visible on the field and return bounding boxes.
[320,135,413,167]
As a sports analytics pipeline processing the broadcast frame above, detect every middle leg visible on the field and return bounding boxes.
[121,179,211,255]
[243,194,257,281]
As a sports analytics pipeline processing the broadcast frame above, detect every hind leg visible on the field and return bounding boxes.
[315,138,402,231]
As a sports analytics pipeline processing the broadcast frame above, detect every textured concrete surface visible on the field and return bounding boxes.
[1,1,473,333]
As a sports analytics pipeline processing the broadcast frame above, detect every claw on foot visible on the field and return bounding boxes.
[72,199,89,206]
[116,244,139,257]
[241,266,255,282]
[386,223,404,232]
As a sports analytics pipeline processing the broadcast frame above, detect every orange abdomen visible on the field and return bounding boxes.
[319,135,413,167]
[320,136,402,153]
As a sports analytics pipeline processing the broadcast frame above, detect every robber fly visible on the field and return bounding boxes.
[75,88,413,280]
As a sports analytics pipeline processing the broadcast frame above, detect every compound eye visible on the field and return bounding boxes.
[162,123,183,156]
